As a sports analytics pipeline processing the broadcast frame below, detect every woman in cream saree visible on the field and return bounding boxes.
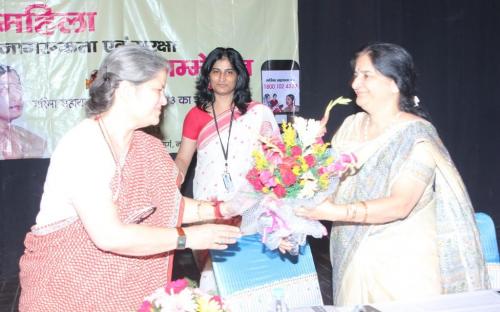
[294,42,488,305]
[330,112,488,305]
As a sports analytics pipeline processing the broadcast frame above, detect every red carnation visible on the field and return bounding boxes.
[304,154,316,167]
[279,165,297,186]
[276,142,286,152]
[246,168,264,190]
[291,145,302,157]
[282,156,297,167]
[273,184,286,198]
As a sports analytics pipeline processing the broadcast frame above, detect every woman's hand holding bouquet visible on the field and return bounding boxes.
[228,97,357,256]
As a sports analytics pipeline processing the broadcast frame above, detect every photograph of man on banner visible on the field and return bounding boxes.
[0,65,47,160]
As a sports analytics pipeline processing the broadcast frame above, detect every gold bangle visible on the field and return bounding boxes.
[197,201,203,221]
[360,201,368,223]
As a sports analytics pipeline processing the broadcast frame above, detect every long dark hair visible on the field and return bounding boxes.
[352,42,430,120]
[194,47,251,114]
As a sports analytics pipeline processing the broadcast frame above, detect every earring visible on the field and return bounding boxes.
[208,82,213,91]
[85,70,98,89]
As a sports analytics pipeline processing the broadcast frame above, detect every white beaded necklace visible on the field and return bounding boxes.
[363,111,402,142]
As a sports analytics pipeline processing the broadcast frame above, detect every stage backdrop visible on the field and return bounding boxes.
[0,0,299,158]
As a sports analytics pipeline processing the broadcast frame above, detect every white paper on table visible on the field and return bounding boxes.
[371,290,500,312]
[290,306,345,312]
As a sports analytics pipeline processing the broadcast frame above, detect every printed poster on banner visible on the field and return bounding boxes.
[261,61,300,117]
[0,0,298,157]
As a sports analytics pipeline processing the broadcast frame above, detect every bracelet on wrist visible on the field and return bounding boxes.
[176,227,187,250]
[212,200,224,219]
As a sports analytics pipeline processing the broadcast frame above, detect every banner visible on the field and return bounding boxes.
[0,0,298,158]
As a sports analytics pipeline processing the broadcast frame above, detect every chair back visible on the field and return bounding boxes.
[210,233,323,312]
[475,212,500,263]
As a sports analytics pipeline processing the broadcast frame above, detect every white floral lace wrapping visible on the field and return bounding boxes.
[226,179,338,252]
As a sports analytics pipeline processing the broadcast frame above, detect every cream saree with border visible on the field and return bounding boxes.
[330,112,489,305]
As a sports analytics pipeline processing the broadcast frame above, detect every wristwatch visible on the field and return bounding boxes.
[176,227,186,250]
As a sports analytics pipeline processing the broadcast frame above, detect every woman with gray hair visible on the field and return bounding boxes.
[18,45,241,311]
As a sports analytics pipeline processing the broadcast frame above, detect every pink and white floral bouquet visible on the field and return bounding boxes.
[139,278,228,312]
[240,97,357,255]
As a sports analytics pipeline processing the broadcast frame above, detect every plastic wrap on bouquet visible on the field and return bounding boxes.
[259,178,338,254]
[231,107,358,255]
[225,179,340,255]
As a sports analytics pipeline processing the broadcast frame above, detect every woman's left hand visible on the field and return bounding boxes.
[294,199,336,221]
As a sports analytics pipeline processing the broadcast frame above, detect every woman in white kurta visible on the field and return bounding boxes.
[295,43,488,305]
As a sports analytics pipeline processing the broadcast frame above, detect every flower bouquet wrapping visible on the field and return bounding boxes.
[230,97,357,255]
[139,278,228,312]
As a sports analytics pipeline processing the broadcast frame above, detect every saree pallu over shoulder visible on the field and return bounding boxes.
[193,102,279,201]
[197,101,264,150]
[330,114,488,302]
[19,131,184,312]
[430,138,489,293]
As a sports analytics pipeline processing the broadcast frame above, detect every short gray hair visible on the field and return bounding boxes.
[86,45,169,116]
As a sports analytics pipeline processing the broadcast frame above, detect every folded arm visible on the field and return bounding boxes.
[295,141,436,224]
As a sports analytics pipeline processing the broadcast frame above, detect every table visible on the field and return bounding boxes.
[291,290,500,312]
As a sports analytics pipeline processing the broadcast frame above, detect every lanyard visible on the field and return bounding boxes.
[212,103,236,172]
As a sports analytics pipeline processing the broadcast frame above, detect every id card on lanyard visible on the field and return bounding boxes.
[222,171,234,192]
[212,103,236,193]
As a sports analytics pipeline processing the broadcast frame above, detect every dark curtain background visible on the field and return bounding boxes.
[1,0,499,279]
[0,160,49,278]
[298,0,500,218]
